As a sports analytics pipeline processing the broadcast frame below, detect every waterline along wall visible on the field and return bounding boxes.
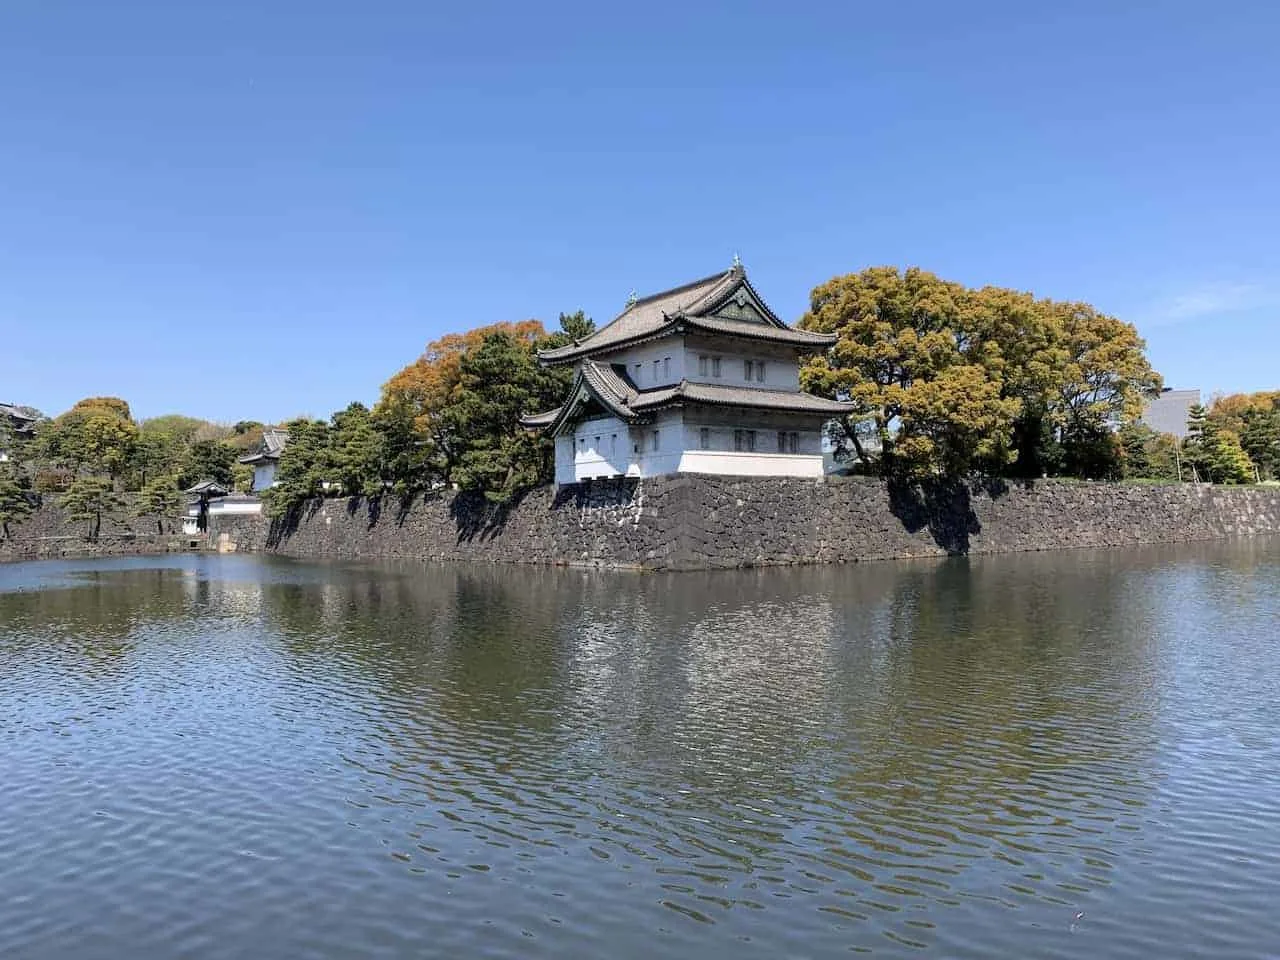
[206,476,1280,571]
[0,495,189,562]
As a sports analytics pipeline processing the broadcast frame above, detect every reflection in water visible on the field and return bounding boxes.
[2,543,1280,958]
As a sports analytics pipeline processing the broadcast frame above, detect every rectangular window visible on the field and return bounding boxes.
[777,431,787,453]
[663,356,671,378]
[734,429,744,452]
[756,361,766,383]
[746,430,756,452]
[611,434,617,453]
[698,355,708,376]
[633,363,642,382]
[594,436,600,451]
[699,428,710,450]
[712,356,722,377]
[744,359,753,380]
[578,438,586,451]
[651,429,660,452]
[653,359,660,380]
[789,432,799,454]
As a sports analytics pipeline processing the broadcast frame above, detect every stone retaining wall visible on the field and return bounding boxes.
[0,495,190,562]
[208,476,1280,571]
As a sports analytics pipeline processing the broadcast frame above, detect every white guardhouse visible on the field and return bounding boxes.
[522,262,855,485]
[237,427,289,491]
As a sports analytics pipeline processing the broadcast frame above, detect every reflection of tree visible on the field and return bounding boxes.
[5,545,1250,946]
[0,565,195,679]
[259,563,593,735]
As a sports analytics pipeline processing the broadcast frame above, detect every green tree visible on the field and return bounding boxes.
[0,466,34,539]
[329,402,384,497]
[1049,301,1162,477]
[263,419,331,517]
[1240,407,1280,480]
[232,463,254,493]
[1118,423,1180,481]
[1184,404,1255,484]
[228,420,266,455]
[371,398,430,496]
[135,476,181,534]
[177,439,236,489]
[130,429,181,488]
[441,329,569,501]
[60,476,125,541]
[1213,431,1256,484]
[798,266,1019,477]
[552,309,596,344]
[374,318,569,498]
[40,397,139,481]
[1183,403,1210,482]
[139,414,207,444]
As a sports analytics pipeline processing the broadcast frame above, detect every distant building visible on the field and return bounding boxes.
[0,403,40,463]
[521,261,854,485]
[183,479,263,533]
[1141,389,1201,439]
[237,427,289,490]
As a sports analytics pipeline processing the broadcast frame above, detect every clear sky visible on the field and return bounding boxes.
[2,1,1277,423]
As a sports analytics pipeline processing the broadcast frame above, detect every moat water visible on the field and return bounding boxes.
[2,543,1280,958]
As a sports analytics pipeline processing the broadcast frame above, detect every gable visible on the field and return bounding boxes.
[708,284,772,324]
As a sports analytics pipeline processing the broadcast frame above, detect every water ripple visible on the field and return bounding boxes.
[1,543,1279,957]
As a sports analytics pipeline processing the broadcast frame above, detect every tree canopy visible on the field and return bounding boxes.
[0,465,33,539]
[799,266,1163,479]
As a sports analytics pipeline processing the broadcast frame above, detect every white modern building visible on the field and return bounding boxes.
[1140,388,1201,439]
[521,262,854,485]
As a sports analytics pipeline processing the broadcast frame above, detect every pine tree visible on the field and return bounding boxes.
[1183,403,1211,482]
[59,477,125,541]
[0,466,34,539]
[135,476,181,534]
[263,419,331,517]
[329,403,385,497]
[1240,408,1280,480]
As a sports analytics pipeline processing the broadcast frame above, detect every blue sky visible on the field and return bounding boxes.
[2,1,1277,422]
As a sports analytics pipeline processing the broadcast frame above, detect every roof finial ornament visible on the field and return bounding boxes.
[732,252,741,268]
[625,289,638,308]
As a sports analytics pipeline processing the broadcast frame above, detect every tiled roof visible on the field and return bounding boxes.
[185,479,230,495]
[521,361,641,433]
[538,265,834,364]
[520,368,855,432]
[632,381,856,416]
[680,314,836,347]
[0,403,40,424]
[263,428,289,455]
[238,427,290,464]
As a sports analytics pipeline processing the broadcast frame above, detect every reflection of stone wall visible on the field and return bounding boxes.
[205,477,1280,571]
[0,494,188,561]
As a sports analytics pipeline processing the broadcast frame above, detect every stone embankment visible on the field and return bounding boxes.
[206,476,1280,571]
[0,495,190,562]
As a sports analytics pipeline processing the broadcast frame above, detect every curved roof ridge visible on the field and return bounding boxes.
[629,268,735,310]
[537,265,836,365]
